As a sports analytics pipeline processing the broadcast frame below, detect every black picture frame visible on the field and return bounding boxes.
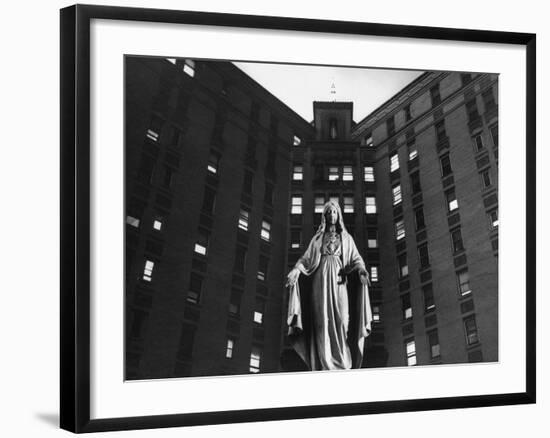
[60,4,536,433]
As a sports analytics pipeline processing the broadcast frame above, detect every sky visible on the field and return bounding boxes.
[234,61,424,123]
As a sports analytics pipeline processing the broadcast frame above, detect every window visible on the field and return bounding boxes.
[367,229,378,248]
[235,246,247,272]
[328,166,340,181]
[187,273,202,304]
[428,330,441,359]
[365,196,377,214]
[464,315,479,345]
[398,253,408,278]
[364,133,374,148]
[435,120,446,142]
[370,266,379,283]
[402,294,412,319]
[395,219,405,240]
[314,196,325,213]
[457,269,471,296]
[372,305,381,323]
[466,98,480,122]
[481,169,492,188]
[183,59,195,77]
[451,228,464,253]
[293,135,302,146]
[490,124,499,147]
[430,85,441,106]
[257,255,268,281]
[414,207,426,230]
[364,166,375,182]
[482,88,496,110]
[392,184,402,206]
[137,155,155,184]
[291,196,302,214]
[162,166,173,188]
[207,150,220,174]
[386,117,395,137]
[343,196,354,213]
[460,73,473,86]
[489,209,499,229]
[329,195,339,205]
[446,188,458,212]
[405,340,417,366]
[142,260,154,282]
[147,117,163,141]
[264,182,274,206]
[390,153,400,172]
[291,229,301,249]
[404,104,412,121]
[126,215,140,228]
[249,347,261,373]
[243,170,253,194]
[253,299,265,325]
[329,118,338,140]
[194,229,209,256]
[260,220,271,242]
[293,165,303,181]
[153,217,162,231]
[473,133,484,152]
[423,284,435,312]
[238,209,249,231]
[440,153,452,177]
[202,187,216,215]
[408,139,418,161]
[342,166,353,181]
[228,290,241,317]
[225,338,235,359]
[418,243,430,269]
[411,171,422,194]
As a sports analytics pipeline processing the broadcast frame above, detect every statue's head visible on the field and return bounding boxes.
[318,201,346,234]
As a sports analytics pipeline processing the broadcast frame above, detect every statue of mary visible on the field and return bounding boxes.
[286,201,373,370]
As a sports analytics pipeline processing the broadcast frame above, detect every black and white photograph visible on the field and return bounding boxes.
[124,57,499,380]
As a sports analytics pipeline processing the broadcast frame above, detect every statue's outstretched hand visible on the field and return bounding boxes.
[359,268,371,286]
[286,268,300,288]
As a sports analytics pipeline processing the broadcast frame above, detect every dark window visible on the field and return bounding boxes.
[402,293,412,320]
[243,171,254,194]
[208,150,221,174]
[187,273,202,304]
[363,132,374,147]
[428,330,441,359]
[457,268,471,296]
[423,284,435,312]
[290,229,301,249]
[137,154,155,184]
[415,207,426,230]
[466,98,479,123]
[202,187,216,215]
[229,289,242,317]
[411,171,422,194]
[162,166,174,188]
[482,88,496,110]
[387,117,395,137]
[473,133,484,151]
[464,315,479,345]
[177,323,196,360]
[235,246,247,272]
[329,118,338,140]
[418,243,430,269]
[430,85,441,106]
[481,169,492,188]
[490,124,499,147]
[440,154,452,177]
[460,73,472,86]
[169,125,181,146]
[451,228,464,253]
[250,101,260,122]
[435,120,446,142]
[257,255,268,281]
[404,104,412,122]
[264,182,274,206]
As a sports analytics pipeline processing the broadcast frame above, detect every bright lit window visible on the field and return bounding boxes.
[249,347,261,373]
[364,166,374,182]
[293,165,303,181]
[457,269,471,296]
[207,150,220,174]
[392,184,402,205]
[293,135,301,146]
[406,340,417,366]
[328,167,340,181]
[291,196,302,214]
[238,209,249,231]
[153,218,162,231]
[408,141,418,161]
[226,339,235,359]
[489,209,498,229]
[395,219,405,240]
[372,306,380,322]
[370,266,379,283]
[194,231,209,256]
[402,294,412,319]
[183,59,195,77]
[261,220,271,242]
[314,196,325,213]
[146,129,159,142]
[365,197,377,214]
[342,166,353,181]
[390,153,400,172]
[343,196,354,213]
[367,230,378,248]
[446,189,458,212]
[143,260,154,282]
[126,215,140,228]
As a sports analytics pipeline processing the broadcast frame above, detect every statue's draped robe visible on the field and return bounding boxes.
[287,230,373,370]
